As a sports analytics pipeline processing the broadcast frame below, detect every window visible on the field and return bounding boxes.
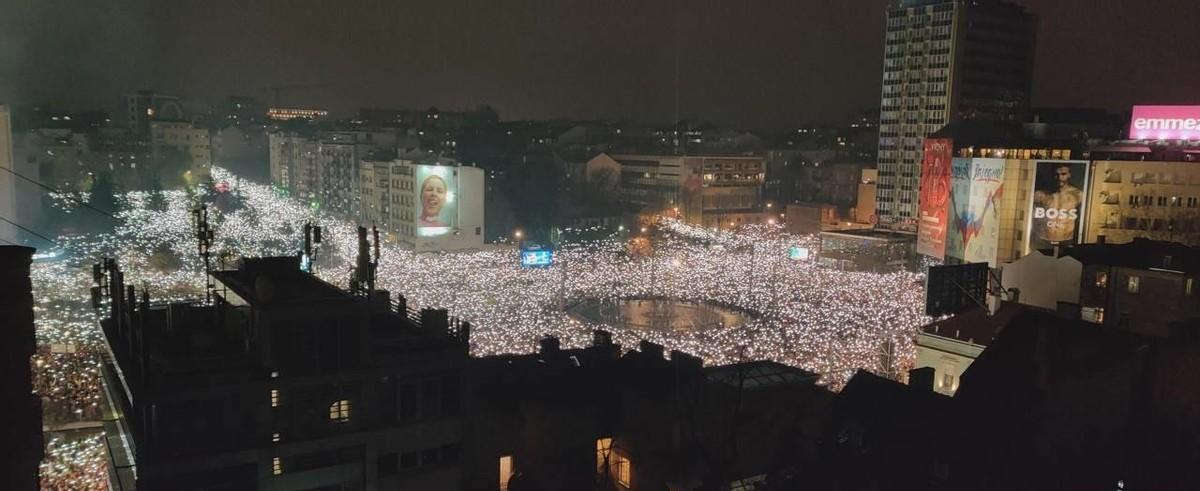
[1082,306,1105,324]
[1095,271,1109,288]
[1127,276,1140,294]
[399,451,418,470]
[329,399,351,423]
[613,451,631,488]
[1187,278,1194,296]
[378,453,398,477]
[271,389,280,408]
[499,455,514,491]
[596,438,612,475]
[272,457,283,476]
[272,432,281,443]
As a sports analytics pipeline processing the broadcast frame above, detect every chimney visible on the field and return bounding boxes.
[538,336,561,355]
[639,340,665,360]
[592,330,612,347]
[909,367,935,391]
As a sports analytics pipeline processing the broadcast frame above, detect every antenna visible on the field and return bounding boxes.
[192,205,215,304]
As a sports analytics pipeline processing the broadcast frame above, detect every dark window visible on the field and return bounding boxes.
[378,453,398,477]
[399,452,418,470]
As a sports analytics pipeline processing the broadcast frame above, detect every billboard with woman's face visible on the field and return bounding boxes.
[415,165,458,237]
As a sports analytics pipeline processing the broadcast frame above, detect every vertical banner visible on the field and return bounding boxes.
[1027,160,1087,253]
[415,165,459,237]
[917,138,953,259]
[946,158,1005,266]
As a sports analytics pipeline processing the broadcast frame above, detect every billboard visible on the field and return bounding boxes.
[1129,105,1200,140]
[925,262,990,317]
[945,158,1005,266]
[520,243,554,268]
[415,165,459,237]
[1027,160,1088,253]
[917,138,953,259]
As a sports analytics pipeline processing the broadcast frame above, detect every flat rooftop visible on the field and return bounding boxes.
[211,256,352,306]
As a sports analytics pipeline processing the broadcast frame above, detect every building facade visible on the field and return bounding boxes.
[125,90,184,139]
[96,256,470,490]
[150,121,212,179]
[1068,239,1200,336]
[1083,160,1200,247]
[586,153,767,230]
[360,159,485,252]
[875,0,1034,231]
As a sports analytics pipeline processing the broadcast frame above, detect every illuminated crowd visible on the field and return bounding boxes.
[30,167,929,489]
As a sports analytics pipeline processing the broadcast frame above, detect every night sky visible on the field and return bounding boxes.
[2,0,1196,130]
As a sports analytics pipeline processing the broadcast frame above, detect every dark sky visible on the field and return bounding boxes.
[1,0,1196,130]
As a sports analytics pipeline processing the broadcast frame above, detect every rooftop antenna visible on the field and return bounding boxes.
[192,204,215,304]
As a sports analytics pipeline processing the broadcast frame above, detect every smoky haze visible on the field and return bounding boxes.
[1,0,1197,129]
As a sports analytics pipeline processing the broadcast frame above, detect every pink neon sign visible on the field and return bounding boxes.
[1129,105,1200,140]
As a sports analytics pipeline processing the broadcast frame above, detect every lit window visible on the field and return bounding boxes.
[499,455,514,491]
[272,457,282,476]
[613,451,631,487]
[1188,278,1194,296]
[329,399,351,423]
[272,432,281,443]
[1128,276,1140,294]
[1095,272,1108,288]
[596,437,612,475]
[271,389,280,408]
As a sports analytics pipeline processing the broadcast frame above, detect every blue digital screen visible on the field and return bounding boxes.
[521,250,554,268]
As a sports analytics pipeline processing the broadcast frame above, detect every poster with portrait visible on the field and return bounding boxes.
[916,138,953,259]
[415,165,459,237]
[1027,161,1088,253]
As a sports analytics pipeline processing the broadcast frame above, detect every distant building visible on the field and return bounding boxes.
[267,107,329,121]
[1083,160,1200,247]
[998,250,1082,310]
[1066,238,1200,336]
[585,153,767,230]
[855,168,877,224]
[97,256,470,490]
[0,246,43,491]
[0,105,14,243]
[875,0,1035,231]
[818,229,914,271]
[150,120,212,178]
[125,90,184,138]
[222,96,265,127]
[269,129,418,218]
[360,157,485,252]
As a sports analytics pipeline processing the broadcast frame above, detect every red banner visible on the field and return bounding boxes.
[916,138,952,259]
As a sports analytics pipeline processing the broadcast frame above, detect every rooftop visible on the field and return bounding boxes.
[211,256,352,306]
[921,302,1025,347]
[1064,238,1200,275]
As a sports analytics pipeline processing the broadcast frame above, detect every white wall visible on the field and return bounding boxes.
[1000,250,1082,310]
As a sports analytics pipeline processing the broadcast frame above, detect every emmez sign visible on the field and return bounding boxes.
[1129,105,1200,140]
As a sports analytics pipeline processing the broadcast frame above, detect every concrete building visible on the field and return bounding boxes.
[818,229,914,271]
[269,130,319,200]
[856,168,878,224]
[875,0,1035,231]
[269,129,416,218]
[1083,160,1200,247]
[0,246,43,490]
[0,105,14,243]
[1066,238,1200,336]
[150,120,212,179]
[125,90,184,138]
[267,107,329,122]
[914,303,1023,396]
[998,250,1082,311]
[360,157,485,252]
[96,256,470,490]
[585,153,767,230]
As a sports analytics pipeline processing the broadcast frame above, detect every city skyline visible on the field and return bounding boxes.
[2,0,1197,130]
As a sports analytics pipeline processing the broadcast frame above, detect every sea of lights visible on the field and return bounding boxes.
[30,167,928,488]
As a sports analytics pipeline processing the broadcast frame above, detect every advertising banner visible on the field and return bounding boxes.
[946,158,1005,266]
[917,138,953,259]
[1027,160,1088,253]
[1129,105,1200,140]
[415,165,459,237]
